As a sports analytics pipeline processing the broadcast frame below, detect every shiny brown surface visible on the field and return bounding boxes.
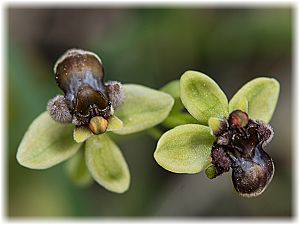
[231,145,274,198]
[75,85,109,116]
[55,50,104,94]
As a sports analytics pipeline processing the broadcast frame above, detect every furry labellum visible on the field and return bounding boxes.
[47,49,125,135]
[210,110,274,198]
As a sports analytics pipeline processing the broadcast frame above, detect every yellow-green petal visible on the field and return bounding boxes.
[85,134,130,193]
[17,112,81,169]
[154,124,215,174]
[73,126,93,143]
[180,71,229,125]
[114,84,174,135]
[107,115,123,131]
[208,117,227,136]
[229,77,280,122]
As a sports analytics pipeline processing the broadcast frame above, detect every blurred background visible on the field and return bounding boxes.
[7,7,293,217]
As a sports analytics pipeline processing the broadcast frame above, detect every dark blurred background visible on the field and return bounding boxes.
[7,7,293,217]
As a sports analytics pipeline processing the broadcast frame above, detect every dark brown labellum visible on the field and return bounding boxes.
[210,110,275,198]
[54,49,105,98]
[48,49,117,134]
[54,49,109,115]
[47,49,125,135]
[231,143,274,197]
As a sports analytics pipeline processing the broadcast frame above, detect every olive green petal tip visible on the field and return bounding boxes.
[205,164,217,179]
[73,126,93,143]
[180,70,229,125]
[107,115,124,131]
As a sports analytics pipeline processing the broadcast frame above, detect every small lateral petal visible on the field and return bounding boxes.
[107,115,124,131]
[73,126,93,143]
[208,117,228,136]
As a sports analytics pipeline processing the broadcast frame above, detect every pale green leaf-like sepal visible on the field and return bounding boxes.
[73,126,93,143]
[114,84,174,135]
[154,124,215,174]
[85,134,130,193]
[17,112,82,169]
[107,115,123,131]
[64,146,93,187]
[180,71,229,125]
[229,77,280,123]
[160,80,180,98]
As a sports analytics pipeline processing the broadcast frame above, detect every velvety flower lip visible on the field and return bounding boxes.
[210,110,275,197]
[154,70,280,197]
[16,48,174,193]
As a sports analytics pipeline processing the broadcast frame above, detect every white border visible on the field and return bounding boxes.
[1,0,298,224]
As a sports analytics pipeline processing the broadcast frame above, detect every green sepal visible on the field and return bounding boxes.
[85,134,130,193]
[114,84,174,135]
[229,77,280,122]
[64,145,93,187]
[180,71,229,125]
[154,124,215,174]
[17,112,82,169]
